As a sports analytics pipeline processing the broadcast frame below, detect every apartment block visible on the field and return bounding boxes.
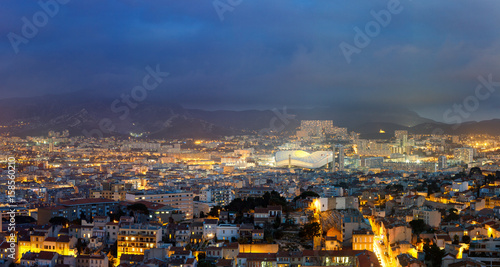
[125,190,193,219]
[117,224,161,262]
[37,198,118,224]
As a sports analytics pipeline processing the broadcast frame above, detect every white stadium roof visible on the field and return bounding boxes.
[275,150,333,169]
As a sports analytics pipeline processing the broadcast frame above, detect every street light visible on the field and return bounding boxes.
[314,199,321,213]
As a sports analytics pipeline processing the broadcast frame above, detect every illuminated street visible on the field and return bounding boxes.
[373,235,392,267]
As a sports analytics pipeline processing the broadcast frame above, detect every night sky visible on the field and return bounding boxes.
[1,0,500,122]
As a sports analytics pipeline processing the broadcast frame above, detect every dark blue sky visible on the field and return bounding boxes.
[1,0,500,122]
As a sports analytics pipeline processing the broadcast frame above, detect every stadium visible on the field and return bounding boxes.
[275,150,334,169]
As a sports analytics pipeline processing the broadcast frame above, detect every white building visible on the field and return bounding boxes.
[275,150,333,169]
[320,196,359,211]
[203,219,218,240]
[125,190,193,219]
[105,222,119,243]
[216,224,240,241]
[322,186,344,198]
[200,187,235,207]
[452,180,469,194]
[413,207,441,228]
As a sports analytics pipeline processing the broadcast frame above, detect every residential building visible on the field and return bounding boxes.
[117,224,161,262]
[236,187,276,200]
[201,187,235,207]
[125,190,193,219]
[203,219,218,240]
[454,148,474,164]
[413,207,442,228]
[90,182,133,201]
[37,198,118,224]
[217,224,240,241]
[75,254,109,267]
[352,229,374,251]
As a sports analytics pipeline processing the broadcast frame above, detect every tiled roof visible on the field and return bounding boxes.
[237,253,277,261]
[120,254,144,262]
[38,251,57,261]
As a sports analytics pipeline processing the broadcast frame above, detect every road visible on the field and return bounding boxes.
[373,235,393,267]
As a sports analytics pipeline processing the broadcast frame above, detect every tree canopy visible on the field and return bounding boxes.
[226,191,288,212]
[409,219,426,236]
[299,222,321,240]
[293,191,320,202]
[127,203,149,215]
[444,208,460,222]
[470,167,482,176]
[13,216,36,224]
[208,206,222,217]
[49,216,69,226]
[423,239,445,267]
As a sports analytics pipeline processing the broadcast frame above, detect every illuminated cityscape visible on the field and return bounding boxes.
[1,128,500,266]
[2,1,500,267]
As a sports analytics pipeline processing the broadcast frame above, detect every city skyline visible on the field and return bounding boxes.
[3,2,500,264]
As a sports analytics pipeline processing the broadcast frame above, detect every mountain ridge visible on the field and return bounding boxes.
[0,91,498,138]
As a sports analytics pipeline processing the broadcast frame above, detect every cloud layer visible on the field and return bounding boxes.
[1,0,500,122]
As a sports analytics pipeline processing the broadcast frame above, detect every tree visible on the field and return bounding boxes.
[237,237,249,244]
[444,208,460,222]
[268,191,288,209]
[107,252,116,267]
[470,167,482,176]
[208,206,222,217]
[293,191,320,202]
[427,181,441,195]
[127,203,149,215]
[109,241,118,258]
[423,239,445,267]
[198,261,216,267]
[76,238,87,254]
[197,252,206,261]
[283,212,293,228]
[274,229,284,240]
[225,191,289,213]
[49,216,69,226]
[409,219,426,237]
[393,184,404,192]
[453,234,459,245]
[15,216,37,224]
[273,215,281,229]
[70,219,82,225]
[80,211,91,222]
[299,222,321,240]
[108,209,125,222]
[199,211,206,218]
[462,235,471,244]
[486,174,496,185]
